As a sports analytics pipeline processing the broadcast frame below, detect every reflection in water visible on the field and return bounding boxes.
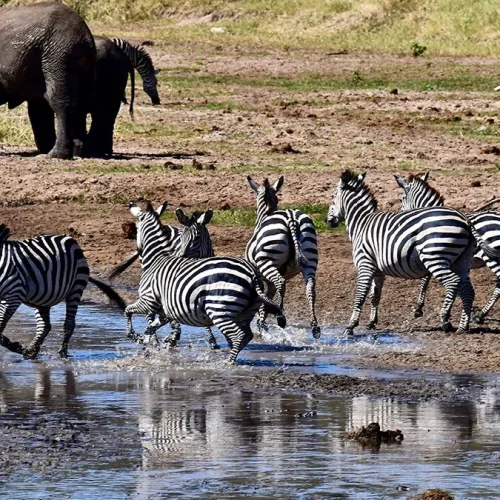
[0,304,499,499]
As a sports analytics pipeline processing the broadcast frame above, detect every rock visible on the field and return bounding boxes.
[389,88,399,95]
[471,180,481,187]
[121,221,137,239]
[164,161,183,170]
[411,489,454,500]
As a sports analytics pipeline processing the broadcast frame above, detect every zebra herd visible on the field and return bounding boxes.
[0,172,499,363]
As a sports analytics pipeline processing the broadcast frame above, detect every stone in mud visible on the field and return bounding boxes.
[344,422,403,449]
[411,489,454,500]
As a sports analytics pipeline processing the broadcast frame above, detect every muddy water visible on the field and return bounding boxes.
[1,304,500,499]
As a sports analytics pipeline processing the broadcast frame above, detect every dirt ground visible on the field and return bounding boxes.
[1,50,500,374]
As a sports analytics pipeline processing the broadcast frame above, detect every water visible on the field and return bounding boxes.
[1,303,500,499]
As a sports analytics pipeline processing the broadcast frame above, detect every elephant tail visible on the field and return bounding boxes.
[128,63,135,121]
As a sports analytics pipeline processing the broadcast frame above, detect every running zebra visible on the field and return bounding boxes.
[0,225,125,358]
[395,171,500,323]
[326,170,493,335]
[125,201,285,363]
[111,37,161,105]
[111,205,220,349]
[245,176,319,338]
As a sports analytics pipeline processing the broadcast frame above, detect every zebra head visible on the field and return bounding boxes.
[174,209,214,258]
[129,201,169,265]
[247,175,284,220]
[326,170,368,228]
[144,68,161,105]
[394,171,444,211]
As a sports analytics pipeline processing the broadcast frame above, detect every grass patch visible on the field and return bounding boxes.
[0,105,33,147]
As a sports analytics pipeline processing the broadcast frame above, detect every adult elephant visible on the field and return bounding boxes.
[0,2,95,159]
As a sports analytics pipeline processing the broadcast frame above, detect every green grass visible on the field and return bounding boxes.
[12,0,500,56]
[162,203,341,233]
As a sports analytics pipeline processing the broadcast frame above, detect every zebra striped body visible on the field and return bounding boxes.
[327,170,477,335]
[396,172,500,322]
[245,176,320,338]
[112,206,219,349]
[125,202,285,363]
[111,38,160,105]
[0,226,125,358]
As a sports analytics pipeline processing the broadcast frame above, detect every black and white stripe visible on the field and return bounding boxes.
[111,205,219,349]
[111,37,161,105]
[245,176,319,338]
[125,201,285,363]
[0,225,125,358]
[395,171,500,323]
[326,170,478,335]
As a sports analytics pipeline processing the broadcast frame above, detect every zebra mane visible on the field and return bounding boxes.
[407,174,445,204]
[111,38,156,73]
[0,224,10,242]
[340,170,378,211]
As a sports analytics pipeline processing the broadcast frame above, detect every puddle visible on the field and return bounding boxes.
[1,304,500,499]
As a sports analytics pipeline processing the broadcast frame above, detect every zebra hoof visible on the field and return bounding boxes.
[7,340,25,355]
[164,337,178,348]
[366,322,377,330]
[455,328,468,335]
[24,345,40,360]
[312,325,321,339]
[210,343,221,350]
[473,313,485,324]
[277,315,287,329]
[343,328,354,337]
[441,321,454,333]
[413,308,424,318]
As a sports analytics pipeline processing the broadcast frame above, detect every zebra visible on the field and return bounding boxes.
[245,176,319,338]
[110,205,220,349]
[0,225,125,359]
[395,171,500,323]
[125,201,285,363]
[325,170,500,336]
[111,37,161,106]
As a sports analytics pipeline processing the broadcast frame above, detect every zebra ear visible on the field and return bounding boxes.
[175,208,190,226]
[247,176,260,193]
[358,173,366,182]
[394,175,407,189]
[154,69,161,75]
[198,209,213,226]
[272,176,284,193]
[421,171,430,182]
[155,202,168,218]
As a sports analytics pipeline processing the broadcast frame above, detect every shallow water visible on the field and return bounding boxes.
[1,303,500,499]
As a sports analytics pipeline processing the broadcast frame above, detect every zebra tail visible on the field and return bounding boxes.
[108,252,140,280]
[128,62,135,121]
[288,219,308,268]
[88,277,127,311]
[252,276,286,327]
[466,214,500,262]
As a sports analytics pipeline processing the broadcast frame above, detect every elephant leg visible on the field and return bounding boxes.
[27,99,55,154]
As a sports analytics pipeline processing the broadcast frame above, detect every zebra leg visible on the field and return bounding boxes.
[59,290,85,358]
[24,307,51,359]
[256,283,276,336]
[345,266,375,337]
[456,277,475,334]
[431,269,461,332]
[0,299,24,355]
[211,317,253,364]
[125,298,158,342]
[304,274,320,339]
[366,274,385,330]
[259,269,286,331]
[414,275,431,318]
[205,327,220,350]
[474,278,500,324]
[164,319,181,348]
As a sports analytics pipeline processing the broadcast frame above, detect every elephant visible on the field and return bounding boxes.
[0,2,96,159]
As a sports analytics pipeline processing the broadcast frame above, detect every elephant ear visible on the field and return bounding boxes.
[154,69,161,75]
[0,224,10,242]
